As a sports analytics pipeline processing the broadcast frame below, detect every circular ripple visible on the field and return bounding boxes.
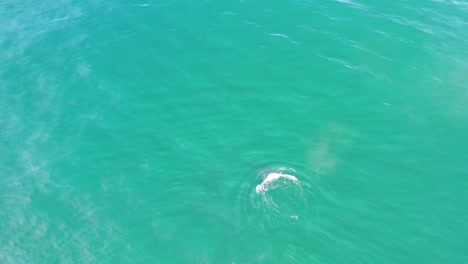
[251,166,308,227]
[229,164,317,231]
[222,164,319,262]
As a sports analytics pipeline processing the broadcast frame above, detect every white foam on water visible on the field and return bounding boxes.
[255,172,300,194]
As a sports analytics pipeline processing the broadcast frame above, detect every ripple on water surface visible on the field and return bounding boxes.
[224,164,320,263]
[253,167,307,224]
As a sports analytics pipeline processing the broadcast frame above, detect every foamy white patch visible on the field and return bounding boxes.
[255,172,299,194]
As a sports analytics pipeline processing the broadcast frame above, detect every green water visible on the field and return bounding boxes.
[1,0,467,263]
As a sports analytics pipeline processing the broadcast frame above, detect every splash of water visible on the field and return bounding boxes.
[255,172,300,194]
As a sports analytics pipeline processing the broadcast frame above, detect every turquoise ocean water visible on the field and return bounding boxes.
[1,0,468,263]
